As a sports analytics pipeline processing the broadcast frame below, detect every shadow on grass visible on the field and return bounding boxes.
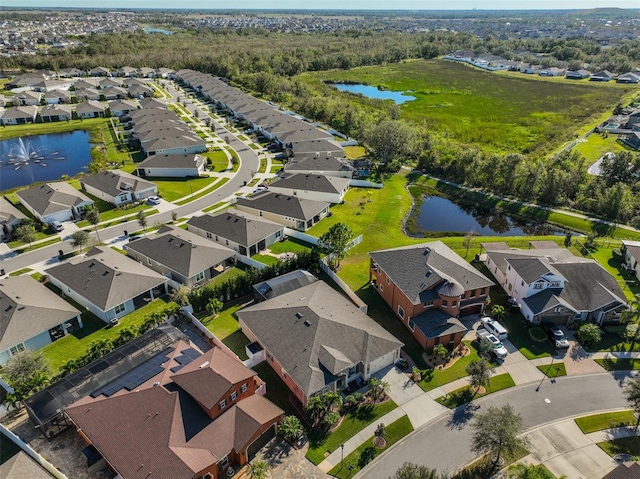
[358,446,377,469]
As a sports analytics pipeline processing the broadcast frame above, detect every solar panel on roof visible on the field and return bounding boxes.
[174,347,200,365]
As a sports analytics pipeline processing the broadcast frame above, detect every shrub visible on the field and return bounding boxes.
[624,324,639,342]
[529,326,547,343]
[576,323,602,347]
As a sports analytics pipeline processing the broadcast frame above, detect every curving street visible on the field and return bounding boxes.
[358,372,632,478]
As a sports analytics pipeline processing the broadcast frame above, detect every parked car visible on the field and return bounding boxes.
[477,328,508,360]
[49,220,64,232]
[544,325,570,349]
[507,297,520,309]
[480,316,508,341]
[147,196,161,205]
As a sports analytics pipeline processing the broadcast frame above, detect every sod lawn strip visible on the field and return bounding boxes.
[153,176,217,202]
[575,410,637,434]
[174,178,230,205]
[595,358,640,371]
[598,437,640,458]
[536,363,567,378]
[436,373,516,408]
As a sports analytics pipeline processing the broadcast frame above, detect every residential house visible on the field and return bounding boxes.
[136,67,156,78]
[88,66,110,77]
[102,86,128,101]
[17,182,94,224]
[622,240,640,281]
[72,78,101,90]
[32,79,74,92]
[58,67,83,78]
[621,132,640,150]
[64,340,284,479]
[0,197,26,240]
[187,210,284,257]
[284,153,354,179]
[538,67,565,77]
[40,104,73,122]
[617,72,640,84]
[154,67,175,78]
[107,99,139,117]
[235,191,330,232]
[99,78,123,89]
[140,134,207,156]
[566,69,590,80]
[591,70,616,82]
[16,90,42,106]
[135,153,205,177]
[286,138,345,158]
[44,89,72,104]
[74,88,101,102]
[116,66,137,77]
[46,246,168,322]
[0,106,38,125]
[0,451,53,479]
[129,84,154,99]
[0,276,82,365]
[252,269,319,302]
[75,100,106,119]
[602,462,640,479]
[126,225,236,288]
[237,277,403,406]
[80,169,157,206]
[267,173,349,204]
[369,242,494,350]
[483,242,627,325]
[138,97,167,110]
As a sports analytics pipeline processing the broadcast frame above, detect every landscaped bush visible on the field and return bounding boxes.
[529,326,548,343]
[577,323,603,347]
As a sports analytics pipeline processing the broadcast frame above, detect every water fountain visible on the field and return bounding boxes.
[1,137,65,170]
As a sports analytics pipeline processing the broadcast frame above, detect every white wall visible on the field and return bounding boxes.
[142,167,201,178]
[366,349,399,379]
[267,185,344,204]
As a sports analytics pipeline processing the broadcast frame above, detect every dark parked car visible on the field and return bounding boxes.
[507,297,520,309]
[544,325,570,349]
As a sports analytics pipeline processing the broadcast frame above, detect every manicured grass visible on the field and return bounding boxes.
[225,147,241,172]
[201,303,250,360]
[13,236,62,253]
[573,133,635,163]
[575,410,636,434]
[595,358,640,371]
[267,237,313,255]
[598,437,640,458]
[269,165,284,174]
[40,297,176,375]
[174,178,229,205]
[435,373,516,408]
[153,176,217,202]
[537,363,567,378]
[257,158,268,173]
[588,246,640,301]
[302,59,635,156]
[328,415,414,478]
[306,399,398,465]
[251,361,302,420]
[8,267,33,276]
[202,149,229,171]
[343,145,366,159]
[202,201,229,213]
[251,254,279,266]
[206,266,248,287]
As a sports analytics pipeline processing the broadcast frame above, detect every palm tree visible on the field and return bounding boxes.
[322,391,343,413]
[304,395,327,423]
[368,378,390,403]
[85,206,101,243]
[279,415,304,444]
[86,338,114,361]
[491,305,506,321]
[248,460,269,479]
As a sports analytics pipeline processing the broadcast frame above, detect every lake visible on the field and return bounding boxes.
[410,195,560,237]
[331,83,416,105]
[0,131,93,191]
[144,27,174,35]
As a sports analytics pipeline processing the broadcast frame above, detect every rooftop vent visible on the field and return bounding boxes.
[295,312,303,319]
[304,319,312,327]
[199,361,210,369]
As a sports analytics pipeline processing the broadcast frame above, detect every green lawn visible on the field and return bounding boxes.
[205,266,247,288]
[153,176,217,202]
[573,133,635,163]
[594,358,640,371]
[201,303,251,360]
[328,415,414,478]
[588,246,640,301]
[251,361,302,419]
[174,178,229,205]
[435,373,516,408]
[40,297,176,375]
[537,363,567,378]
[251,254,279,266]
[267,238,313,255]
[598,437,640,457]
[343,145,366,160]
[306,400,398,465]
[575,410,636,434]
[202,150,229,171]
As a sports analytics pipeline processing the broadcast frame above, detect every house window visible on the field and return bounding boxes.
[452,301,457,308]
[408,318,416,331]
[550,281,561,287]
[554,306,562,312]
[423,300,433,308]
[114,303,126,315]
[195,271,205,283]
[225,240,229,246]
[9,343,25,356]
[147,258,152,265]
[379,284,384,292]
[241,383,248,393]
[219,399,226,410]
[470,290,477,298]
[348,365,357,377]
[230,391,237,401]
[219,456,229,469]
[521,281,524,287]
[533,283,543,290]
[215,235,218,241]
[398,306,405,319]
[442,300,448,308]
[259,211,263,217]
[276,230,282,238]
[386,275,390,285]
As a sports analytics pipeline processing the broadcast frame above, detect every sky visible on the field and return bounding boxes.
[2,0,639,10]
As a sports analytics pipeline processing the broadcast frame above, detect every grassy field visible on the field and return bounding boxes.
[436,373,516,408]
[174,177,229,205]
[575,410,636,434]
[251,253,279,266]
[267,237,313,254]
[328,415,414,478]
[202,149,229,171]
[306,399,398,465]
[598,437,640,458]
[573,133,635,163]
[344,145,366,159]
[152,176,217,202]
[200,303,250,360]
[299,59,635,155]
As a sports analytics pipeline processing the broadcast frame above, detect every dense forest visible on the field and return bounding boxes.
[2,29,640,227]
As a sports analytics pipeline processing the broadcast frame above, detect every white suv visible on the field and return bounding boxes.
[477,328,508,360]
[480,316,508,341]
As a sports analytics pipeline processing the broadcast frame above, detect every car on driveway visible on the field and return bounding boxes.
[49,220,64,232]
[507,297,520,309]
[544,325,570,349]
[147,196,161,205]
[477,328,508,360]
[480,316,508,341]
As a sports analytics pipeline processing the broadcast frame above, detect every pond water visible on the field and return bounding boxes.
[144,27,174,35]
[331,83,416,105]
[0,131,93,191]
[410,195,560,237]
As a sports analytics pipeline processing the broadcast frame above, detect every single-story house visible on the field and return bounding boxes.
[539,67,565,77]
[116,66,137,78]
[32,79,74,92]
[75,100,106,119]
[140,134,207,156]
[17,90,42,106]
[235,191,330,232]
[267,173,349,204]
[136,67,156,78]
[154,67,176,78]
[0,276,82,365]
[59,67,84,78]
[286,139,345,158]
[0,197,26,240]
[80,169,158,206]
[128,84,154,99]
[108,99,139,117]
[135,153,205,177]
[137,97,167,110]
[284,153,354,179]
[102,86,128,101]
[590,70,616,82]
[88,66,110,77]
[617,72,640,84]
[126,225,236,288]
[237,277,403,406]
[44,89,72,104]
[65,340,284,479]
[99,78,123,89]
[187,210,284,257]
[17,182,94,224]
[369,241,494,351]
[40,104,73,122]
[46,246,168,322]
[566,69,590,80]
[72,78,102,90]
[74,88,101,101]
[622,240,640,282]
[0,106,38,125]
[483,241,627,325]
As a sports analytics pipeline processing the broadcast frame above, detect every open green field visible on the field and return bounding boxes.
[573,133,635,163]
[152,176,217,202]
[299,59,636,155]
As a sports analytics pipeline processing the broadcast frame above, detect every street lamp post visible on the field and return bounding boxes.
[536,356,554,392]
[341,444,345,470]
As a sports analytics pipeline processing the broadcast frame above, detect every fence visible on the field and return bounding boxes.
[283,228,319,246]
[236,254,268,269]
[0,424,69,479]
[319,258,368,313]
[180,308,241,361]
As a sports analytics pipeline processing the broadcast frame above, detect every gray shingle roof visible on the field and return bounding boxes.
[0,197,26,225]
[80,169,156,197]
[369,241,494,305]
[0,452,52,479]
[285,155,353,175]
[237,281,403,397]
[126,225,235,278]
[411,309,467,339]
[187,210,283,249]
[136,153,205,170]
[75,100,105,114]
[235,191,329,221]
[269,174,349,195]
[505,257,563,284]
[288,139,345,156]
[1,106,38,120]
[485,248,575,275]
[45,246,167,312]
[17,182,92,217]
[0,276,80,351]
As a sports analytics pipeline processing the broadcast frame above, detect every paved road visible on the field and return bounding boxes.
[358,372,632,478]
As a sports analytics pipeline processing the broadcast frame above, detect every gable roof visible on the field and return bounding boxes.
[17,182,92,217]
[0,451,52,479]
[1,106,38,120]
[0,276,80,352]
[126,225,235,279]
[40,104,73,117]
[411,309,467,340]
[288,139,345,156]
[505,257,564,284]
[235,191,329,221]
[237,281,403,397]
[187,210,283,248]
[285,155,353,175]
[137,153,205,170]
[485,247,575,275]
[80,169,156,197]
[75,100,105,114]
[45,246,167,311]
[107,99,138,111]
[0,197,26,225]
[369,241,494,305]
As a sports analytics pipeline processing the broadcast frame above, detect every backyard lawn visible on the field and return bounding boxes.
[575,410,636,434]
[573,133,634,163]
[588,246,640,301]
[153,176,217,202]
[267,237,313,255]
[251,254,278,266]
[201,302,251,360]
[40,297,176,375]
[202,149,230,171]
[435,373,515,408]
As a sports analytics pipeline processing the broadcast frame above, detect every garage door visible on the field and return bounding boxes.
[247,424,276,462]
[540,316,570,326]
[460,304,483,316]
